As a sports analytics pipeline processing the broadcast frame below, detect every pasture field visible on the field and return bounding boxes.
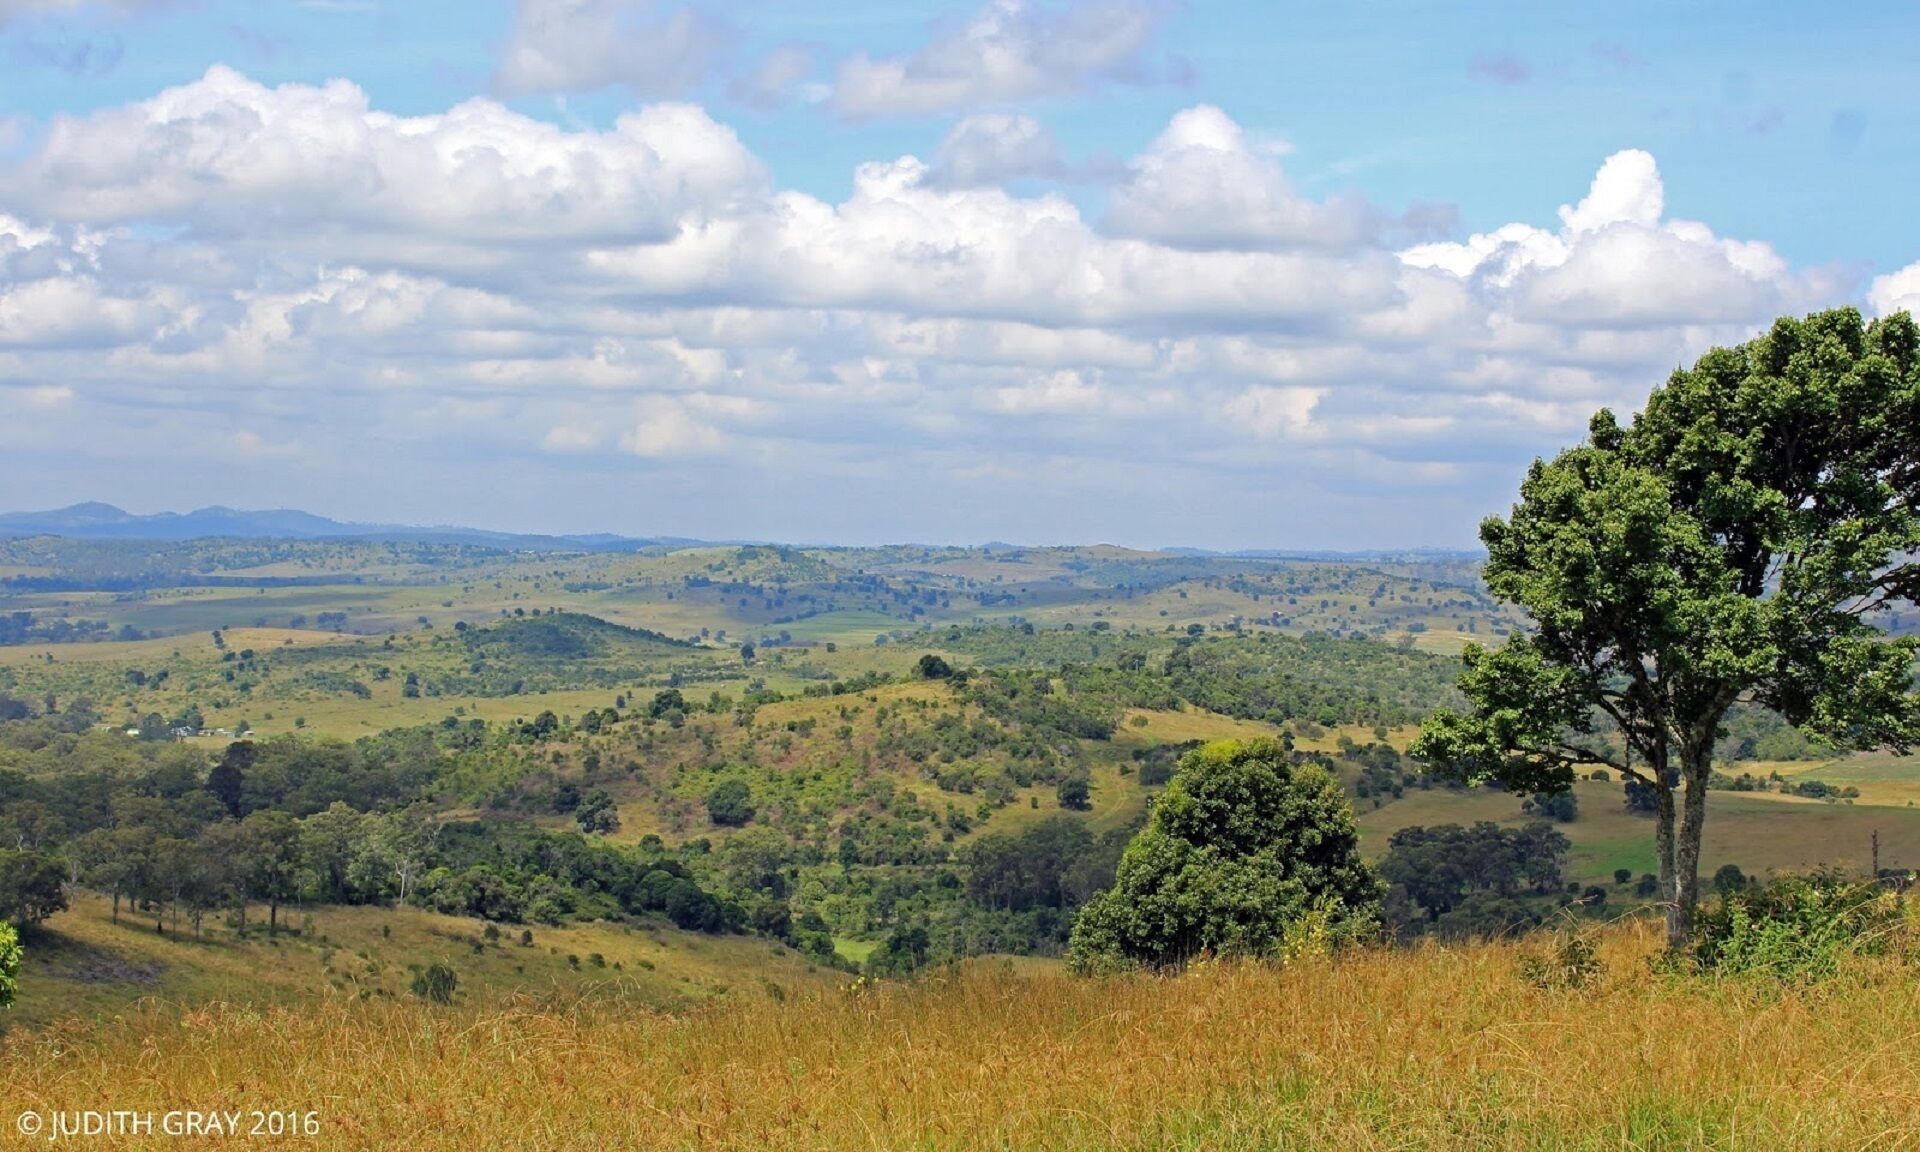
[1112,705,1283,746]
[1357,778,1920,884]
[1767,751,1920,807]
[5,921,1919,1150]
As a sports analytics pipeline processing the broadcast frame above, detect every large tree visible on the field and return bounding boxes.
[1413,308,1920,948]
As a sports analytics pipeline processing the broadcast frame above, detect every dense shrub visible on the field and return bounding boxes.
[1690,872,1903,982]
[704,779,755,827]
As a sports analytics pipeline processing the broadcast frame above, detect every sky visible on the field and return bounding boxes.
[1,0,1917,549]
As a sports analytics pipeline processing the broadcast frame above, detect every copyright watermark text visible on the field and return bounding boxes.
[14,1110,320,1143]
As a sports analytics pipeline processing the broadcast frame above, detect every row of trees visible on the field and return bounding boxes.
[72,804,439,936]
[1378,822,1572,937]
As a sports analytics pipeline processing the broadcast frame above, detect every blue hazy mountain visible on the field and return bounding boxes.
[0,503,700,552]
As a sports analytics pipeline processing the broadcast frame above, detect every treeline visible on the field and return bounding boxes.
[944,626,1461,728]
[0,612,124,646]
[0,718,775,952]
[1379,821,1577,938]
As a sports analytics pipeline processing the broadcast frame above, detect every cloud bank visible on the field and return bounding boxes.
[0,67,1904,545]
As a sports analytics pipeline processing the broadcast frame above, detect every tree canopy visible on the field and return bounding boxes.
[1068,738,1381,970]
[1414,308,1920,946]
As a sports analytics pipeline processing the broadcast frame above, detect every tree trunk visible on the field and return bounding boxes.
[1673,744,1713,949]
[111,888,121,925]
[1654,780,1681,948]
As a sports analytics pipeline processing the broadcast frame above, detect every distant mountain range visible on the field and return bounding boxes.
[0,503,703,552]
[0,503,1481,557]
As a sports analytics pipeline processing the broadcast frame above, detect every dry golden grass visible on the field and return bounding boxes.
[6,922,1920,1150]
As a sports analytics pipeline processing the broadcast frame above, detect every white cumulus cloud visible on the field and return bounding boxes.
[0,72,1897,545]
[1868,260,1920,318]
[1106,105,1383,252]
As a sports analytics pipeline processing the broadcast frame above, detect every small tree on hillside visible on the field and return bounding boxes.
[705,778,755,827]
[0,850,69,928]
[206,740,255,818]
[1414,309,1920,949]
[1068,739,1381,971]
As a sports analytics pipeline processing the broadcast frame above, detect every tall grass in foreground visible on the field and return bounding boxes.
[5,921,1920,1151]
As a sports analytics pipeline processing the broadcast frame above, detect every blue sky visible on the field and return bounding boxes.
[0,0,1916,547]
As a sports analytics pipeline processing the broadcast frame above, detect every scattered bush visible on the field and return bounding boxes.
[409,961,458,1004]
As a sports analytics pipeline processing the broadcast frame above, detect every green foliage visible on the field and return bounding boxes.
[1521,788,1578,822]
[964,816,1118,915]
[1690,872,1903,982]
[704,778,754,827]
[866,924,931,976]
[1068,739,1381,971]
[462,612,687,661]
[1379,821,1570,937]
[914,654,954,680]
[0,850,69,927]
[946,626,1461,729]
[1415,309,1920,941]
[574,790,619,835]
[0,920,19,1009]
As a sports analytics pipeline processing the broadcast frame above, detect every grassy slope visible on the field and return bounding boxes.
[6,921,1919,1150]
[6,893,834,1030]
